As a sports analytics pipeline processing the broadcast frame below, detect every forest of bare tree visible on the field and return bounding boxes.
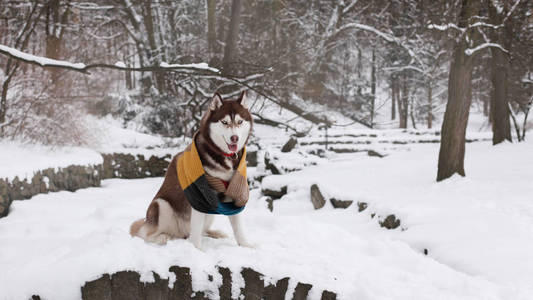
[1,0,532,181]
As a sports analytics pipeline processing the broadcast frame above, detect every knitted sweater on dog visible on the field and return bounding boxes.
[176,140,248,215]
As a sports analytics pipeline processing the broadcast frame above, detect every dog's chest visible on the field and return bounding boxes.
[203,157,235,181]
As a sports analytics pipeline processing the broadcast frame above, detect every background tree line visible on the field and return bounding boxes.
[1,0,532,180]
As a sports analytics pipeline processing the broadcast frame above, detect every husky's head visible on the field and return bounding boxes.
[202,91,252,155]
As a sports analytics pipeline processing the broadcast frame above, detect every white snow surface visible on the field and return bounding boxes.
[0,141,102,181]
[1,136,533,299]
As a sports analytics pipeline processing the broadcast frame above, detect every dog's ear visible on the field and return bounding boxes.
[209,93,223,111]
[237,91,248,109]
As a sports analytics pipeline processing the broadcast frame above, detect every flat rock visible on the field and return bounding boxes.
[330,198,353,209]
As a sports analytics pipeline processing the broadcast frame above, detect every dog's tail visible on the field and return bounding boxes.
[130,200,159,238]
[130,218,146,237]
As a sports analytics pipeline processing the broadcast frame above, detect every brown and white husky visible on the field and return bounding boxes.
[130,91,254,250]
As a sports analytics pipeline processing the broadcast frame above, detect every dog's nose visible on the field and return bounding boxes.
[230,135,239,143]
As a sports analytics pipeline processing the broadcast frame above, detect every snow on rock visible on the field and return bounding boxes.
[0,139,102,181]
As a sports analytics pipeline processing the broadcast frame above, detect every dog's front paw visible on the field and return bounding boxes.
[205,230,228,239]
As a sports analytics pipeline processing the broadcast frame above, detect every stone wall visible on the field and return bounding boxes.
[0,150,259,218]
[0,152,174,218]
[75,266,337,300]
[0,165,102,218]
[101,153,172,179]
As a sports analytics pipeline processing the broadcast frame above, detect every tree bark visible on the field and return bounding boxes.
[391,76,397,120]
[488,1,512,145]
[370,50,376,127]
[427,81,433,129]
[206,0,216,56]
[142,1,165,92]
[399,75,409,129]
[437,0,480,181]
[222,0,242,74]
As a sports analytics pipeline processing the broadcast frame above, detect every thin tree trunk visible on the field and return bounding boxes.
[490,47,512,144]
[488,1,512,145]
[142,1,165,92]
[427,81,433,129]
[206,0,216,56]
[370,50,376,127]
[391,76,397,120]
[522,106,530,141]
[222,0,242,74]
[508,103,522,141]
[483,96,489,116]
[399,75,408,129]
[437,0,480,181]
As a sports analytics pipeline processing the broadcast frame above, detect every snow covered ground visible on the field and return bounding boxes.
[1,132,532,299]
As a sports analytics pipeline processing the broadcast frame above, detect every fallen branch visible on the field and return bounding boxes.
[252,113,306,135]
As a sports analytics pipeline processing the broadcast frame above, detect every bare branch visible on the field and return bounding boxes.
[465,42,508,56]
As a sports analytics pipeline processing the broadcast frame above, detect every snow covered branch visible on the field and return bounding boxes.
[464,43,508,56]
[335,23,424,68]
[428,23,465,33]
[0,44,220,75]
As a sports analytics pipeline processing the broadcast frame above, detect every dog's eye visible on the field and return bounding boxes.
[221,120,228,125]
[237,120,243,125]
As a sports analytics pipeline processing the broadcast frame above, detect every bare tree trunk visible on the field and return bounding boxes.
[483,96,489,116]
[206,0,216,56]
[437,0,480,181]
[391,76,397,120]
[370,50,376,127]
[45,0,69,90]
[488,1,512,145]
[522,105,530,141]
[427,81,433,129]
[222,0,242,74]
[399,75,409,129]
[142,1,165,92]
[490,47,512,144]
